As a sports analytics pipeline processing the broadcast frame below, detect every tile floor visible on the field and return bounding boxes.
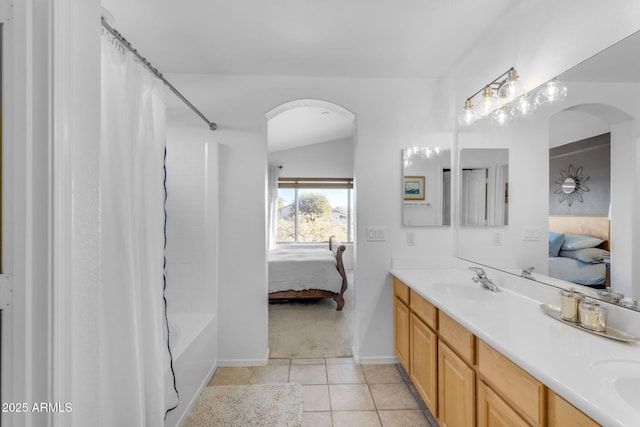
[209,357,437,427]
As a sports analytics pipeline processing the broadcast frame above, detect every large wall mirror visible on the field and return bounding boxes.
[457,30,640,308]
[402,147,451,226]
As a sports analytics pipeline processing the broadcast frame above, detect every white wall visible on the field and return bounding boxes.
[164,74,456,363]
[269,137,354,179]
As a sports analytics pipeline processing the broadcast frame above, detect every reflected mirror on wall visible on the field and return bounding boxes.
[459,148,509,226]
[455,29,640,304]
[402,147,451,226]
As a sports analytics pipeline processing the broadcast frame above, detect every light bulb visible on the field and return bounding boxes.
[534,79,568,106]
[457,99,477,127]
[497,68,525,104]
[476,86,499,118]
[491,106,513,126]
[512,93,537,118]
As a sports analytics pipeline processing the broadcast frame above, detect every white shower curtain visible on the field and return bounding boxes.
[100,31,175,426]
[267,164,280,250]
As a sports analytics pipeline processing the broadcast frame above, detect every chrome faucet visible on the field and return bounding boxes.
[521,267,535,280]
[468,267,499,292]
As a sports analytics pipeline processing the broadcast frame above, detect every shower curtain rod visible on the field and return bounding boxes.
[101,18,217,131]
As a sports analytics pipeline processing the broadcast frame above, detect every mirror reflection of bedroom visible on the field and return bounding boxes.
[548,129,611,289]
[266,100,355,358]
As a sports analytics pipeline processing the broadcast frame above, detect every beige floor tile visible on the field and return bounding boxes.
[248,365,290,384]
[326,357,354,364]
[209,366,254,385]
[290,364,328,384]
[329,384,375,411]
[302,411,333,427]
[268,358,291,365]
[332,411,381,427]
[362,364,404,384]
[303,385,331,412]
[369,383,419,410]
[292,358,326,365]
[378,409,431,427]
[378,409,431,426]
[327,363,365,384]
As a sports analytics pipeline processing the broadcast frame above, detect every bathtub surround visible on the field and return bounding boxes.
[164,128,219,427]
[184,383,303,427]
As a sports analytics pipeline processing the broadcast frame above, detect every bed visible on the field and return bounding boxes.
[268,236,348,310]
[548,215,610,287]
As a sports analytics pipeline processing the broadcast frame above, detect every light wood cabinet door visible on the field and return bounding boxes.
[478,381,530,427]
[548,390,600,427]
[410,313,438,416]
[394,297,410,370]
[438,341,475,427]
[478,340,545,426]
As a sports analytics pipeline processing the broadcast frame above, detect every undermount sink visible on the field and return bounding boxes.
[590,360,640,410]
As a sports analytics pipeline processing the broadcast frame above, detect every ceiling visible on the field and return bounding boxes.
[102,0,518,79]
[100,0,519,149]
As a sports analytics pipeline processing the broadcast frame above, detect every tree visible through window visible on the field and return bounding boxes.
[277,178,353,243]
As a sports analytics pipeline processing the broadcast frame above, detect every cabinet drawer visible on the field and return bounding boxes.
[478,340,545,426]
[438,311,475,365]
[547,390,600,427]
[393,277,410,305]
[410,289,437,329]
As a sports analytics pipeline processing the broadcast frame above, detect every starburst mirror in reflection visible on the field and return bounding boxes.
[553,164,590,206]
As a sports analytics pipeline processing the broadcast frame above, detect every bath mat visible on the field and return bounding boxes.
[183,383,303,427]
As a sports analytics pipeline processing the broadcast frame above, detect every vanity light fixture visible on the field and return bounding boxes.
[534,78,568,106]
[491,106,513,126]
[497,68,525,103]
[458,67,567,128]
[476,86,500,118]
[512,92,537,118]
[458,99,478,126]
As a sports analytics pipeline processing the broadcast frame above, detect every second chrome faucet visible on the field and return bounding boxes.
[468,267,499,292]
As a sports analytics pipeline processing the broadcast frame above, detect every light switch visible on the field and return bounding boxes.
[366,227,386,241]
[521,226,542,241]
[407,232,416,246]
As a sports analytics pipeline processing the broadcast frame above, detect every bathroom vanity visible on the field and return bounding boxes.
[390,267,640,427]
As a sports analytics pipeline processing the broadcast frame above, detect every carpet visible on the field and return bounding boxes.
[269,297,352,358]
[183,383,303,427]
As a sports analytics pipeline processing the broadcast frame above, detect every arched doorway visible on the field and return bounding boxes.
[265,99,356,358]
[549,102,634,295]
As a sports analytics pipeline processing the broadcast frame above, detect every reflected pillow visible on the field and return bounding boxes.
[559,248,610,264]
[561,233,604,250]
[548,231,565,257]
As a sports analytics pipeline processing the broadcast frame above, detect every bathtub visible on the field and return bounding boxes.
[165,313,217,427]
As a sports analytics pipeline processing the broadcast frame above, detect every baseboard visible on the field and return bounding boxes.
[358,355,399,364]
[218,348,270,367]
[350,345,398,365]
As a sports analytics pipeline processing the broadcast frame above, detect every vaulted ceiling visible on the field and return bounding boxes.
[102,0,518,79]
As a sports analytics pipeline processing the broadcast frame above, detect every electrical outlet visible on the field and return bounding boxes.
[494,232,502,246]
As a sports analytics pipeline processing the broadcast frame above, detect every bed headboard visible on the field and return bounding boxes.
[548,215,610,251]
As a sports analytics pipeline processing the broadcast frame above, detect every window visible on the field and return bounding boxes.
[277,178,353,243]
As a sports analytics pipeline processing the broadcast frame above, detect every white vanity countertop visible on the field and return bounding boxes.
[390,268,640,427]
